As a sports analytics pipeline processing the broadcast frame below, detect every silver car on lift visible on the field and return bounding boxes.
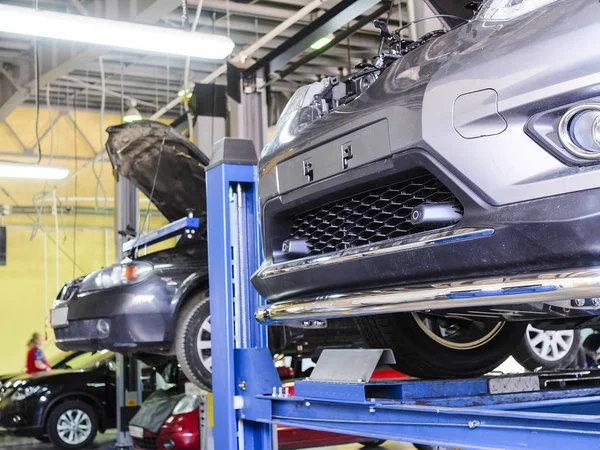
[252,0,600,378]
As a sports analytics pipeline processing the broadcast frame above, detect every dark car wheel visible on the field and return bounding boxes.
[175,292,212,391]
[356,312,527,378]
[47,400,98,450]
[513,324,581,371]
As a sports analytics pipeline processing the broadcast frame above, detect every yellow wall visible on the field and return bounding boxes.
[0,106,168,372]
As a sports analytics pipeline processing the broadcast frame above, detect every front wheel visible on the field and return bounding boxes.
[175,292,212,391]
[356,313,527,378]
[47,400,98,449]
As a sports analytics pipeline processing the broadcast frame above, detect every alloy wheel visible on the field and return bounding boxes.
[413,313,505,350]
[196,315,212,372]
[56,409,92,446]
[525,324,575,362]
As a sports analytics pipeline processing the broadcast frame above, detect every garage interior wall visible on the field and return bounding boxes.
[0,106,168,372]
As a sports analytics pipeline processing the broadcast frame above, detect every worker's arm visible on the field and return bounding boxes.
[34,348,49,371]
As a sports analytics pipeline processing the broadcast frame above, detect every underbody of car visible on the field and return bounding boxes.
[251,0,600,377]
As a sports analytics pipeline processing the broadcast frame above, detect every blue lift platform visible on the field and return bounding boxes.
[205,138,600,450]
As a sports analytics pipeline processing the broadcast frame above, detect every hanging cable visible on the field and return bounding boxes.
[133,138,165,253]
[181,0,188,29]
[183,0,204,137]
[33,0,42,164]
[72,92,79,278]
[30,82,56,240]
[1,187,86,273]
[43,231,48,340]
[94,56,108,210]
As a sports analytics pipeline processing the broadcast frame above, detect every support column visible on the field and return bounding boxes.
[114,177,142,450]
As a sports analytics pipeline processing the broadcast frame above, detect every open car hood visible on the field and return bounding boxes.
[105,121,209,223]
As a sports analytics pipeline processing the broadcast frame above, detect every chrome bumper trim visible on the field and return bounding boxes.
[254,267,600,324]
[256,227,494,279]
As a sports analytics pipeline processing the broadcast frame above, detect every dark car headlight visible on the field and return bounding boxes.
[79,262,153,292]
[11,386,44,401]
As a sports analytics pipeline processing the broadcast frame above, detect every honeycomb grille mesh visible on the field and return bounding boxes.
[289,172,460,256]
[132,437,157,450]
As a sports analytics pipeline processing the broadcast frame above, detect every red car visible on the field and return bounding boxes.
[132,399,385,450]
[132,368,405,450]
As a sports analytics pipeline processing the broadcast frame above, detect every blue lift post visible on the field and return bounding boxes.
[207,139,600,450]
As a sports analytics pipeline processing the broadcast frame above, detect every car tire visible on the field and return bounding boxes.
[175,291,212,391]
[513,324,581,371]
[362,439,386,448]
[47,400,98,450]
[356,313,527,378]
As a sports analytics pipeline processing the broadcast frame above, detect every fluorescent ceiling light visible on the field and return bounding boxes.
[310,34,335,50]
[0,5,235,60]
[0,162,69,180]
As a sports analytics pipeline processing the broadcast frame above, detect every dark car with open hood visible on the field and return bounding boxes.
[50,121,365,391]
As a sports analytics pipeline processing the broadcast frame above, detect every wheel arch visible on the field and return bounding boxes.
[42,393,107,433]
[166,271,209,342]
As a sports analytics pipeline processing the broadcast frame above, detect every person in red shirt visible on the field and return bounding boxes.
[26,332,50,374]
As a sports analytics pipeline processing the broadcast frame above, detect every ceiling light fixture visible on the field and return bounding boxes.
[0,5,235,60]
[0,162,69,180]
[123,104,143,123]
[310,34,335,50]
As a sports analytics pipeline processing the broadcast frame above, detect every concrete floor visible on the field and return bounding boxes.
[1,432,420,450]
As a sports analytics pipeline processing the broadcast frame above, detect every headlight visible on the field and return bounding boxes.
[476,0,562,21]
[79,262,153,292]
[11,386,43,401]
[171,395,200,415]
[558,104,600,160]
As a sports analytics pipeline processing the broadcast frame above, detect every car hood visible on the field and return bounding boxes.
[105,121,209,223]
[4,369,101,389]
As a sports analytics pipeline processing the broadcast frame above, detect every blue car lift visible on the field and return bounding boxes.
[206,138,600,450]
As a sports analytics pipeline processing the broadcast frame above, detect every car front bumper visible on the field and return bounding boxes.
[253,184,600,309]
[0,399,44,438]
[53,283,175,352]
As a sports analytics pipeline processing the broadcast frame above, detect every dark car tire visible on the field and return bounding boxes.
[513,324,581,371]
[362,439,386,448]
[356,313,527,378]
[175,292,212,391]
[47,400,98,450]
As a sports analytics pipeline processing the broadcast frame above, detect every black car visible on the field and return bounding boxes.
[0,351,161,449]
[0,351,84,391]
[51,121,364,391]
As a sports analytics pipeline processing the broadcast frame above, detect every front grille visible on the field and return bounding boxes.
[132,436,157,450]
[289,172,461,256]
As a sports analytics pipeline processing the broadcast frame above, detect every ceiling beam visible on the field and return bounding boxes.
[135,0,182,23]
[0,41,104,122]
